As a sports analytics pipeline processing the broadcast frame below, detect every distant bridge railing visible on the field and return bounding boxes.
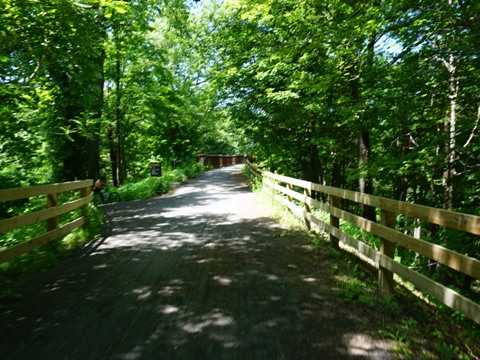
[0,180,93,264]
[245,160,480,325]
[197,154,252,168]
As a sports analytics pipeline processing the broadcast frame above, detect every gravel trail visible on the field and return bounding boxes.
[0,165,395,359]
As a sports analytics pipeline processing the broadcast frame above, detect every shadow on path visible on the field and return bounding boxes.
[0,165,395,359]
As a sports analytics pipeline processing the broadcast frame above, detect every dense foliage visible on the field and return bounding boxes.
[1,0,479,304]
[206,0,480,211]
[0,0,235,188]
[202,0,480,302]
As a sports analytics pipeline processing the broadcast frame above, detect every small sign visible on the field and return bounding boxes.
[150,163,162,177]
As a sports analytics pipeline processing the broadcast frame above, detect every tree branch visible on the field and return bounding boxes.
[24,60,42,84]
[463,105,479,148]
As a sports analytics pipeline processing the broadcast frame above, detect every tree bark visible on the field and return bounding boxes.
[112,34,123,186]
[442,52,458,211]
[358,128,376,221]
[86,48,105,180]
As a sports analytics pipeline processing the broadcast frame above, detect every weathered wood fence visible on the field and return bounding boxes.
[197,154,252,168]
[245,160,480,325]
[0,180,93,264]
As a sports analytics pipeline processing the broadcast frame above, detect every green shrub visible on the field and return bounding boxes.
[116,162,205,201]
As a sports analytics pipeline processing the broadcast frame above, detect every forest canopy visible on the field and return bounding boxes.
[1,0,479,219]
[0,0,239,187]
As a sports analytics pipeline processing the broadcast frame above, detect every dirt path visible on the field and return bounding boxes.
[1,165,398,359]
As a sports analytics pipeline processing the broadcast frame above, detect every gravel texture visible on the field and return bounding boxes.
[0,165,397,359]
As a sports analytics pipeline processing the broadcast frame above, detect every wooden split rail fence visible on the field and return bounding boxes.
[245,160,480,325]
[0,180,93,264]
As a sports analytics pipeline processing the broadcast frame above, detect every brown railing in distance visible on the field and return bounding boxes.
[197,154,253,168]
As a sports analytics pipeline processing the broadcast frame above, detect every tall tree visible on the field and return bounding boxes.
[0,0,112,182]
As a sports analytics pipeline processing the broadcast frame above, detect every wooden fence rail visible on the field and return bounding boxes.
[245,160,480,325]
[0,180,93,264]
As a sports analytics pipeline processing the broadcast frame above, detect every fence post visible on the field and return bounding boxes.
[80,184,91,200]
[286,183,293,203]
[80,183,92,216]
[304,184,311,230]
[378,209,396,294]
[46,193,59,231]
[330,195,340,249]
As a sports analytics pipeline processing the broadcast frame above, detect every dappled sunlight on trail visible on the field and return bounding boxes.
[0,165,396,359]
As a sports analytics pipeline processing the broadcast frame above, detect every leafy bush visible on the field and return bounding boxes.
[116,161,205,202]
[116,177,165,202]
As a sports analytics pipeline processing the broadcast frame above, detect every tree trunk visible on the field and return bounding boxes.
[86,48,105,180]
[358,128,376,221]
[442,52,458,211]
[350,24,377,222]
[108,124,119,187]
[332,160,342,188]
[113,38,123,186]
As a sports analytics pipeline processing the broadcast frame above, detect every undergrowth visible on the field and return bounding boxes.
[244,164,480,359]
[116,162,204,202]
